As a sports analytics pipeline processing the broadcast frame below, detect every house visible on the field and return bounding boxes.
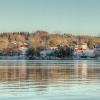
[75,43,88,51]
[19,42,29,55]
[73,50,95,59]
[74,43,95,59]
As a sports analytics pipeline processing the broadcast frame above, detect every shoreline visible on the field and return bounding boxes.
[0,55,98,60]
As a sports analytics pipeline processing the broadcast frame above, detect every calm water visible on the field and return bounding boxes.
[0,60,100,100]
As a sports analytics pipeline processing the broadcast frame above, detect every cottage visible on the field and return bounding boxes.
[19,42,29,55]
[75,43,88,51]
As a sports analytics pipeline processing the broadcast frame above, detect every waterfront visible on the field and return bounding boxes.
[0,60,100,100]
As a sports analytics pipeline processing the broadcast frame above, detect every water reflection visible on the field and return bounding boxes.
[0,60,100,81]
[0,60,100,99]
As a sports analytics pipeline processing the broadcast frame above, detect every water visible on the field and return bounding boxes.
[0,60,100,100]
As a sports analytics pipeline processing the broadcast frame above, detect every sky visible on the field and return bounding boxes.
[0,0,100,35]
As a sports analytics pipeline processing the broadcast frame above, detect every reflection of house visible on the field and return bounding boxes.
[0,62,100,82]
[75,61,88,79]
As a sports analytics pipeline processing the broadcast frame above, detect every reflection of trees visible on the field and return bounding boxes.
[0,61,100,93]
[0,66,26,81]
[0,62,100,81]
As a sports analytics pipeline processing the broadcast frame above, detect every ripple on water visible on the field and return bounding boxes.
[0,60,99,100]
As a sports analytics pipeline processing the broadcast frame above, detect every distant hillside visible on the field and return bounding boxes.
[0,31,100,51]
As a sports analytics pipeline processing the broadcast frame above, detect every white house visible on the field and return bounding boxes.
[74,50,95,59]
[40,47,57,58]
